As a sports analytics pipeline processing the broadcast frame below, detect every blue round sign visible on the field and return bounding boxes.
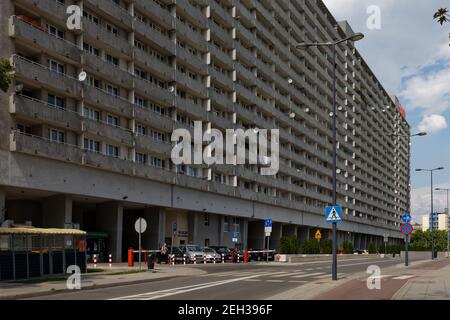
[401,214,412,223]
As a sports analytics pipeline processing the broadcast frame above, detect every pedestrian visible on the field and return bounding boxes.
[160,243,168,264]
[231,247,237,263]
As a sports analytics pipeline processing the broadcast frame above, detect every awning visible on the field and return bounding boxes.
[0,227,87,235]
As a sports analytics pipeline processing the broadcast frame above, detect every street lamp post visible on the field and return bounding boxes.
[389,132,427,267]
[416,167,445,260]
[296,31,364,281]
[435,188,450,258]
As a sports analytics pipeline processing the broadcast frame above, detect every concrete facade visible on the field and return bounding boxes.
[0,0,409,260]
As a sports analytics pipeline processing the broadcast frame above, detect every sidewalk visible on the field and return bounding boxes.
[0,263,206,300]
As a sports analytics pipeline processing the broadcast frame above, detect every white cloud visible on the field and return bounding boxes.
[417,114,448,134]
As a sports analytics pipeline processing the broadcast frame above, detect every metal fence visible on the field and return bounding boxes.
[0,229,87,281]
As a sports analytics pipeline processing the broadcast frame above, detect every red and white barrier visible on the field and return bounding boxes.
[194,256,197,265]
[93,254,97,266]
[203,255,207,264]
[221,254,225,264]
[237,254,240,263]
[183,254,186,265]
[108,254,112,267]
[213,256,216,264]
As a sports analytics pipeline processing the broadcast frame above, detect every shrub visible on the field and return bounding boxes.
[279,236,298,254]
[300,239,320,254]
[342,241,354,254]
[368,242,377,254]
[322,239,332,254]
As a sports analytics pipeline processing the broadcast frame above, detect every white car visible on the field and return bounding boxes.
[203,247,221,262]
[180,245,205,263]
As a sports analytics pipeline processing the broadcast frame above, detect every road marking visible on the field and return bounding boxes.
[266,280,284,283]
[391,275,415,280]
[292,272,324,278]
[111,272,275,300]
[314,273,345,279]
[243,279,262,282]
[288,280,307,283]
[270,271,305,278]
[305,268,314,271]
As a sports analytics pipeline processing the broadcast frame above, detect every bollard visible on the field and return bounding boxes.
[93,254,97,267]
[237,254,240,263]
[204,255,207,264]
[183,254,186,265]
[108,254,112,268]
[244,249,249,263]
[221,253,225,264]
[128,248,134,267]
[194,256,197,265]
[213,255,216,264]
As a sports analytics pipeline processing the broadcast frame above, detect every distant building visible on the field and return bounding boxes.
[412,223,422,232]
[422,214,449,231]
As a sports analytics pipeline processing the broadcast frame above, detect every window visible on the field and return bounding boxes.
[135,152,147,164]
[150,156,165,168]
[83,107,100,121]
[106,23,118,36]
[83,10,99,24]
[17,124,32,134]
[106,144,119,158]
[106,84,119,97]
[47,94,65,109]
[233,217,240,233]
[88,76,101,89]
[83,42,100,56]
[204,213,210,226]
[135,68,147,80]
[136,124,147,136]
[106,114,119,127]
[49,129,65,143]
[223,216,230,232]
[106,54,119,66]
[84,138,101,153]
[135,95,147,108]
[47,24,65,39]
[48,60,65,75]
[150,129,165,141]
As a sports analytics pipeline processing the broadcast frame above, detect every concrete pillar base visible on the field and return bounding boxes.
[98,202,123,262]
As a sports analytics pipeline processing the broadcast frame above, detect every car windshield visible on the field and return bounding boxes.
[204,248,214,253]
[186,245,202,252]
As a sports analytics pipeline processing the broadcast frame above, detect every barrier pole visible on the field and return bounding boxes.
[127,248,134,267]
[222,253,225,264]
[108,254,112,268]
[183,254,186,265]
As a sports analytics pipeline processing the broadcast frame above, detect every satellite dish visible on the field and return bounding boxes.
[304,108,310,113]
[15,84,24,93]
[78,71,87,82]
[289,112,296,119]
[168,86,175,93]
[287,78,293,84]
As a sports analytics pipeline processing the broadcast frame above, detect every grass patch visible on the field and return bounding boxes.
[106,269,148,276]
[87,268,106,273]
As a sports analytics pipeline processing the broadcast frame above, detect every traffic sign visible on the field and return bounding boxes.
[134,217,147,234]
[326,206,342,223]
[400,223,413,236]
[315,230,322,240]
[448,234,450,241]
[264,219,272,234]
[232,232,239,243]
[172,222,177,231]
[383,234,389,243]
[401,214,412,223]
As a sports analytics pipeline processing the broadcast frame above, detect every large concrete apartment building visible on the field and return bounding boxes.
[0,0,410,261]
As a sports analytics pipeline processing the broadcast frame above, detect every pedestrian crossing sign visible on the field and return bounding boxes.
[326,206,342,223]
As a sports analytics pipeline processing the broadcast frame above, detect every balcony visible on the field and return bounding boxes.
[176,0,207,28]
[82,120,133,146]
[209,22,233,49]
[176,46,207,75]
[13,55,82,97]
[134,19,175,54]
[84,53,133,88]
[134,0,175,30]
[176,72,207,97]
[176,21,207,52]
[135,163,175,184]
[236,63,255,85]
[9,16,81,63]
[9,95,82,132]
[84,0,132,29]
[209,68,234,90]
[134,78,175,106]
[176,97,207,120]
[134,48,175,81]
[235,1,256,26]
[83,19,132,57]
[84,151,134,175]
[135,135,172,157]
[209,45,233,67]
[10,131,84,164]
[235,83,255,104]
[84,86,133,117]
[234,42,255,67]
[235,22,255,46]
[209,90,234,112]
[209,0,232,25]
[133,106,173,132]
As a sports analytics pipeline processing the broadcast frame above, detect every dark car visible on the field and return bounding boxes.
[248,249,276,262]
[210,246,233,262]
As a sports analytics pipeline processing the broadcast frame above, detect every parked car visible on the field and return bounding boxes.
[210,246,233,262]
[248,249,276,261]
[202,247,221,262]
[180,245,205,263]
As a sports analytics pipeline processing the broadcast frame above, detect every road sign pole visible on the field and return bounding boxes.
[405,235,409,267]
[332,222,337,280]
[139,219,142,271]
[267,236,270,263]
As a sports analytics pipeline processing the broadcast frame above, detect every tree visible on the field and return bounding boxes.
[0,58,14,93]
[368,242,377,254]
[434,8,450,25]
[409,230,448,251]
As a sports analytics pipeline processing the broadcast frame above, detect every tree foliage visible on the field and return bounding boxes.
[434,8,450,25]
[0,58,14,93]
[279,236,298,254]
[410,230,449,251]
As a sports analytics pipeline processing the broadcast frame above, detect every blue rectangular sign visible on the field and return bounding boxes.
[264,219,272,227]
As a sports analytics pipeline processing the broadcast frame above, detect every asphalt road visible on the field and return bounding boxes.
[27,256,417,300]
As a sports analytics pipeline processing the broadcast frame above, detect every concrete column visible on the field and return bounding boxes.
[42,195,72,228]
[0,189,5,224]
[98,202,123,262]
[247,220,265,249]
[219,215,224,246]
[242,219,248,249]
[143,207,166,250]
[270,223,282,251]
[188,212,199,245]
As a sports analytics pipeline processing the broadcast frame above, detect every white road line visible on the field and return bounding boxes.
[305,268,314,271]
[288,280,307,283]
[391,275,415,280]
[242,279,262,282]
[314,273,345,279]
[266,280,284,283]
[110,272,275,300]
[270,271,305,278]
[292,272,324,278]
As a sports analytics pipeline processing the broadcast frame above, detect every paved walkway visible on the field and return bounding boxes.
[0,263,205,300]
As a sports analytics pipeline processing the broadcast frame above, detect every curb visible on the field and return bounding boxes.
[0,273,191,300]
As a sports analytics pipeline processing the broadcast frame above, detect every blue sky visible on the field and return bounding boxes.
[323,0,450,220]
